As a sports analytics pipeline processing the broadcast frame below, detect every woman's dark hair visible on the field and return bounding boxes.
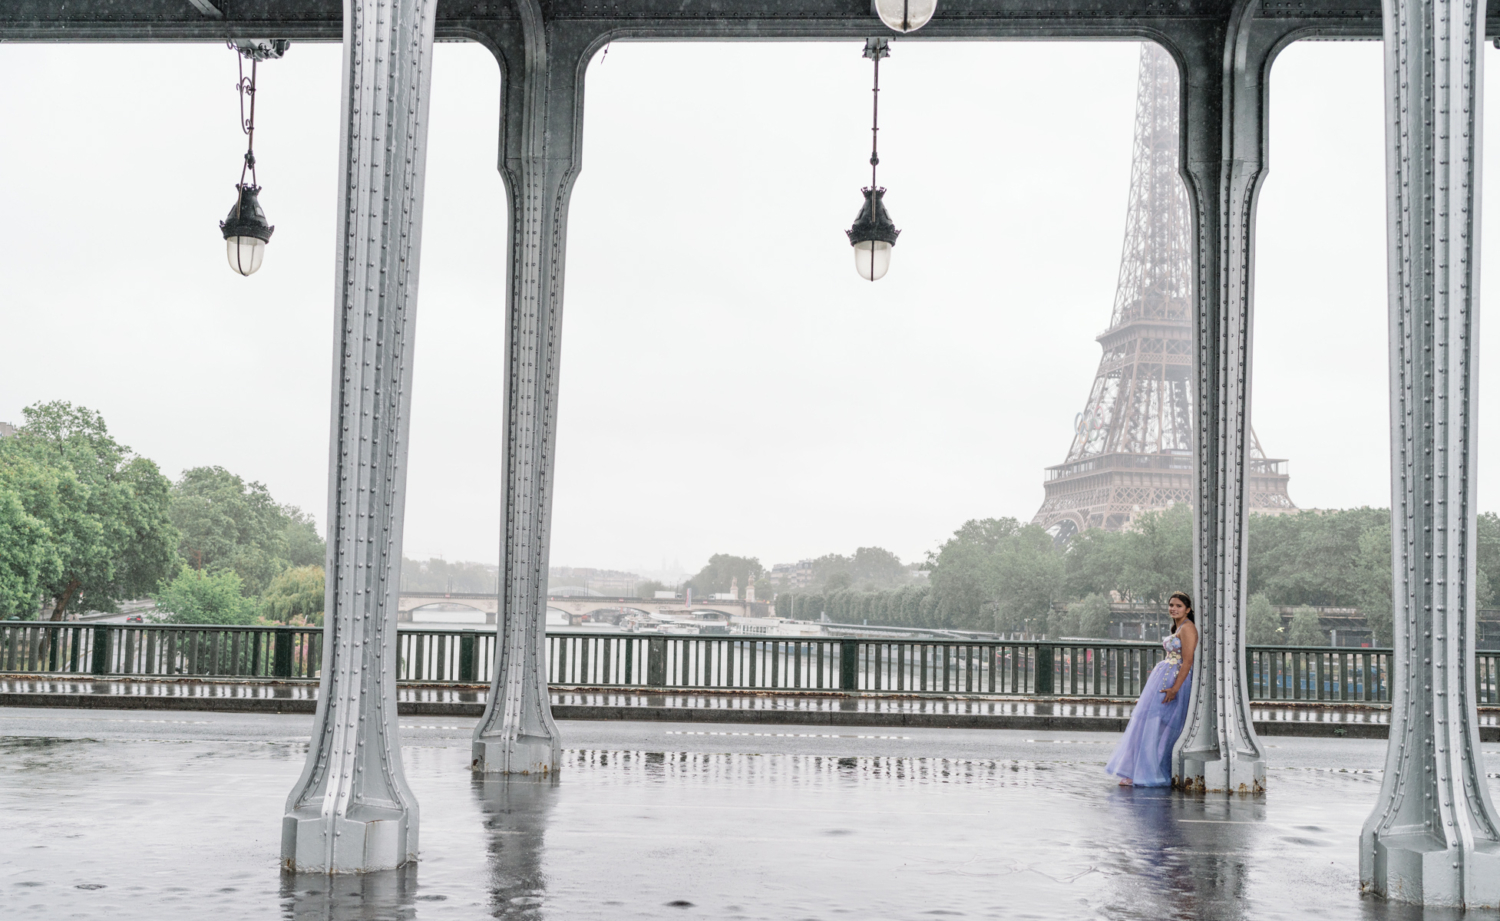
[1169,591,1195,633]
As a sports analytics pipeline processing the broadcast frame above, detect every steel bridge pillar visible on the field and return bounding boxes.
[470,4,590,775]
[282,0,439,873]
[1171,9,1293,795]
[1360,0,1500,905]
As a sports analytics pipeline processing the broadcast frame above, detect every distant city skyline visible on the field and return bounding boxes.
[5,41,1500,578]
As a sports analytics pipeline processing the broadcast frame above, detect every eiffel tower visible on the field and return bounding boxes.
[1032,43,1295,539]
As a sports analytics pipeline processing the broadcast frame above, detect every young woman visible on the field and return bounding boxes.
[1105,591,1197,787]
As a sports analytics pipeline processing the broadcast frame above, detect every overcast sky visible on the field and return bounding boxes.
[0,38,1494,580]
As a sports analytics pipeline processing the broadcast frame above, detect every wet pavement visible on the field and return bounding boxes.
[4,709,1500,919]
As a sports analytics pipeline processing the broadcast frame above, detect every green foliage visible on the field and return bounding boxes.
[1074,593,1113,638]
[1114,504,1193,603]
[1245,593,1282,645]
[260,565,325,624]
[1,402,177,620]
[1047,604,1080,638]
[170,466,319,596]
[154,567,256,625]
[927,518,1063,633]
[0,451,64,618]
[686,554,763,597]
[282,508,326,569]
[765,504,1500,645]
[1248,507,1391,607]
[1288,605,1327,646]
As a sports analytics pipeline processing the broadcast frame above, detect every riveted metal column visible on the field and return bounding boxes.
[1360,0,1500,904]
[281,0,438,873]
[471,8,589,775]
[1171,11,1287,794]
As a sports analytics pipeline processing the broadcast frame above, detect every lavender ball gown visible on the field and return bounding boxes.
[1104,631,1191,787]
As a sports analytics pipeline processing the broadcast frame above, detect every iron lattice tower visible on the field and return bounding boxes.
[1032,43,1295,538]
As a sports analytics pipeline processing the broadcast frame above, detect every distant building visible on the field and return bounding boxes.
[0,422,15,439]
[770,560,815,590]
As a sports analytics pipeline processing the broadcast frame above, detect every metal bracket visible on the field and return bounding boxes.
[234,39,290,60]
[187,0,222,18]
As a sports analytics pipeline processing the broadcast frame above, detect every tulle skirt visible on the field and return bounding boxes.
[1104,661,1191,787]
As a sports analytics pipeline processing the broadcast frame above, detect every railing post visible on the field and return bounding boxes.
[839,639,858,691]
[1035,644,1053,696]
[272,630,293,679]
[460,631,477,683]
[647,636,666,688]
[90,625,111,676]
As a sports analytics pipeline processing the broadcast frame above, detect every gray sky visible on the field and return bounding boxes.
[0,39,1494,579]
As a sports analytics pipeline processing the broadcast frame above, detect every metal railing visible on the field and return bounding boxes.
[6,621,1499,706]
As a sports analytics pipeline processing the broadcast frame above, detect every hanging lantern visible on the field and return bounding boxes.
[219,40,286,276]
[222,184,274,276]
[874,0,936,33]
[846,38,900,282]
[846,188,900,282]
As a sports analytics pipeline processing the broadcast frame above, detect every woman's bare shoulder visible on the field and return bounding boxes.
[1180,621,1199,639]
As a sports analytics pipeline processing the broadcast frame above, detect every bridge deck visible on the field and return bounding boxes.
[3,707,1499,920]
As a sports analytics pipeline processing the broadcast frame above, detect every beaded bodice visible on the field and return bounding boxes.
[1162,632,1183,666]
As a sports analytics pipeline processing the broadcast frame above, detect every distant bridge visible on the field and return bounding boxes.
[397,592,771,625]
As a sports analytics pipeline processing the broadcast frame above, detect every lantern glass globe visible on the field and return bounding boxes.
[226,236,266,276]
[853,240,892,281]
[875,0,936,32]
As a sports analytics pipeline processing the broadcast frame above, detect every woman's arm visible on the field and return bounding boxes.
[1163,624,1197,704]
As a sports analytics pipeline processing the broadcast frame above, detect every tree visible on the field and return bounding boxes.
[2,402,177,620]
[1115,504,1193,603]
[1063,527,1127,600]
[170,467,293,596]
[992,525,1065,633]
[261,565,325,624]
[1074,593,1113,638]
[1288,605,1327,646]
[1245,593,1282,645]
[1047,604,1080,638]
[282,507,327,569]
[154,568,255,625]
[0,451,62,617]
[685,554,763,597]
[849,547,908,590]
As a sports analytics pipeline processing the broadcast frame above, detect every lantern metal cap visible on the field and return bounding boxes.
[846,187,900,247]
[220,184,274,243]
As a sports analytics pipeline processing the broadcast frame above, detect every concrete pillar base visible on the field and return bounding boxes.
[1361,833,1500,909]
[472,733,561,776]
[281,804,416,874]
[1179,756,1265,794]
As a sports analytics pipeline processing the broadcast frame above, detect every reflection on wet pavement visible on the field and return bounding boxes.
[1,715,1497,920]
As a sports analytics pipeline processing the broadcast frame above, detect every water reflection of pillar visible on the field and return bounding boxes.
[279,865,418,921]
[1102,789,1250,921]
[473,775,558,918]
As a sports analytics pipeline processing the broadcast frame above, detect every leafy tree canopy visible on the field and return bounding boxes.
[261,565,326,625]
[686,554,763,597]
[170,466,323,596]
[154,567,256,626]
[0,402,177,620]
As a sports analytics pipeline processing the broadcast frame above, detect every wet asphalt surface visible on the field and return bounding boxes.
[3,708,1500,921]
